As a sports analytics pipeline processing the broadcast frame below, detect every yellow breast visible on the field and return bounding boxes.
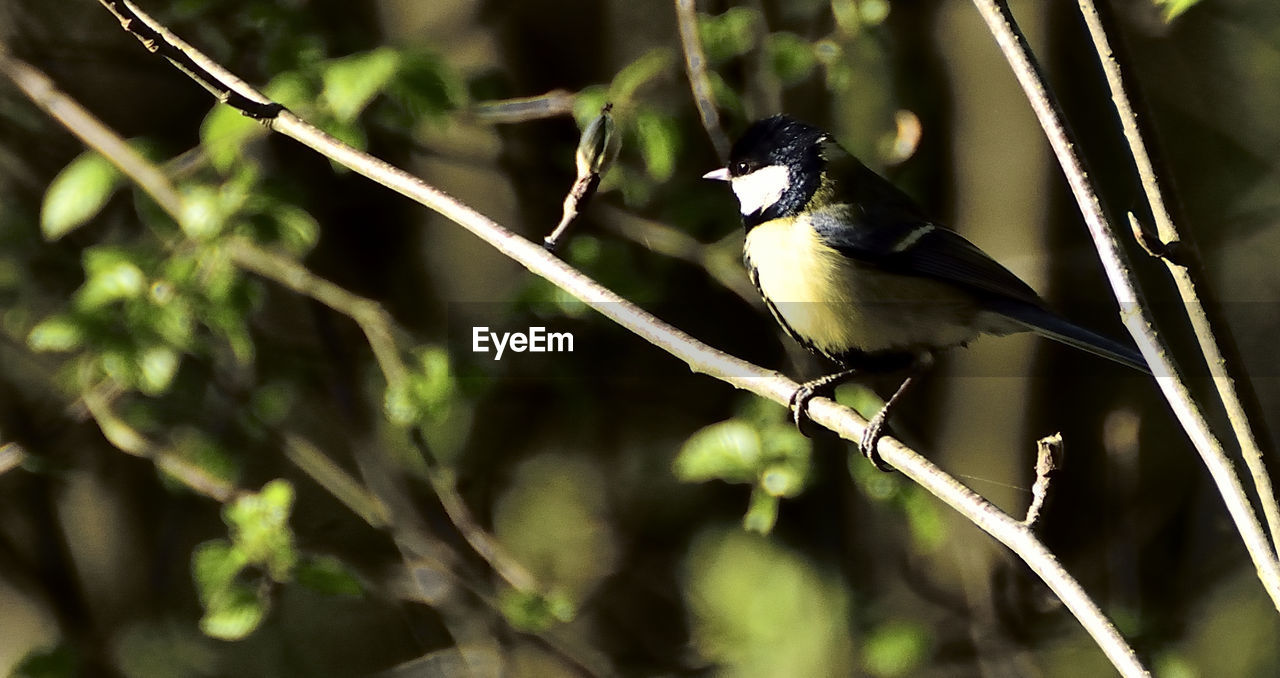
[743,216,979,358]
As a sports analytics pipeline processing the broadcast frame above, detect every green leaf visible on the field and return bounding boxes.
[27,315,83,352]
[171,427,241,489]
[192,540,245,606]
[634,110,680,182]
[200,105,261,174]
[224,479,297,581]
[136,344,180,395]
[499,588,576,632]
[572,85,610,128]
[322,47,402,123]
[698,8,761,64]
[178,185,227,240]
[41,151,123,240]
[387,50,466,123]
[743,487,779,534]
[269,204,320,255]
[295,555,363,596]
[76,248,147,308]
[608,48,674,104]
[383,379,424,427]
[263,71,317,112]
[199,584,266,640]
[1154,0,1200,21]
[862,621,930,678]
[764,32,817,85]
[674,419,761,484]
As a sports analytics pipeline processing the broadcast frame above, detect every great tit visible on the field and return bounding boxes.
[703,115,1149,468]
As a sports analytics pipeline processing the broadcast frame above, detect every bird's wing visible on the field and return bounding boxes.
[809,155,1046,308]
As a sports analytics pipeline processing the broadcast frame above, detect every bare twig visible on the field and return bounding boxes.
[0,44,546,598]
[1077,0,1280,557]
[411,431,539,593]
[92,2,1148,672]
[969,0,1280,615]
[282,435,392,529]
[545,104,618,251]
[1023,433,1062,528]
[674,0,730,160]
[470,89,576,124]
[223,239,410,393]
[80,375,238,502]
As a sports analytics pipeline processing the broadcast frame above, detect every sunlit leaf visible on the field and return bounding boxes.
[572,85,610,127]
[27,315,83,352]
[765,32,817,85]
[224,479,297,581]
[685,529,853,676]
[634,110,680,182]
[136,344,180,395]
[674,419,761,484]
[192,540,244,605]
[179,185,227,240]
[41,151,123,240]
[500,589,575,632]
[322,47,402,123]
[199,585,266,640]
[743,488,779,534]
[76,248,147,308]
[200,105,261,174]
[608,48,674,104]
[1154,0,1200,21]
[698,8,760,64]
[862,621,930,678]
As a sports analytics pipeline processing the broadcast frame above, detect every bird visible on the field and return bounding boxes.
[703,114,1149,469]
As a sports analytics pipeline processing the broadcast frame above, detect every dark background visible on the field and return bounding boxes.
[1,0,1279,675]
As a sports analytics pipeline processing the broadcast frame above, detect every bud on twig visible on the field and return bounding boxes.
[544,103,619,252]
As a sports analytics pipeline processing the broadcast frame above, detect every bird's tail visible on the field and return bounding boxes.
[991,301,1151,375]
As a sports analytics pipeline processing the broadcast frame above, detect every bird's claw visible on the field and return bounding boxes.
[789,384,819,437]
[858,407,894,472]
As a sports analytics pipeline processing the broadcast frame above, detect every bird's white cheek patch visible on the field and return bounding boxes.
[730,165,790,216]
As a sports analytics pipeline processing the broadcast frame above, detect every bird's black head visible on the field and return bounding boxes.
[705,115,830,228]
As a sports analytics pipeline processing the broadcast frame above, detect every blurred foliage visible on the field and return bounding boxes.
[0,0,1278,676]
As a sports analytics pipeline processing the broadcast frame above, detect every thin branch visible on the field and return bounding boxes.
[1076,0,1280,557]
[1023,433,1062,528]
[91,2,1147,672]
[411,431,539,593]
[80,376,238,502]
[0,44,547,597]
[469,89,577,124]
[0,44,184,218]
[223,239,409,393]
[282,434,392,529]
[674,0,730,160]
[968,0,1280,614]
[545,104,617,251]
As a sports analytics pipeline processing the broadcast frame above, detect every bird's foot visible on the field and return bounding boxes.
[789,382,821,437]
[858,406,894,472]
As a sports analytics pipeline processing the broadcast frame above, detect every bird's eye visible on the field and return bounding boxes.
[733,161,751,175]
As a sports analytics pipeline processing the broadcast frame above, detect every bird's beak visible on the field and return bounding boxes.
[702,167,730,181]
